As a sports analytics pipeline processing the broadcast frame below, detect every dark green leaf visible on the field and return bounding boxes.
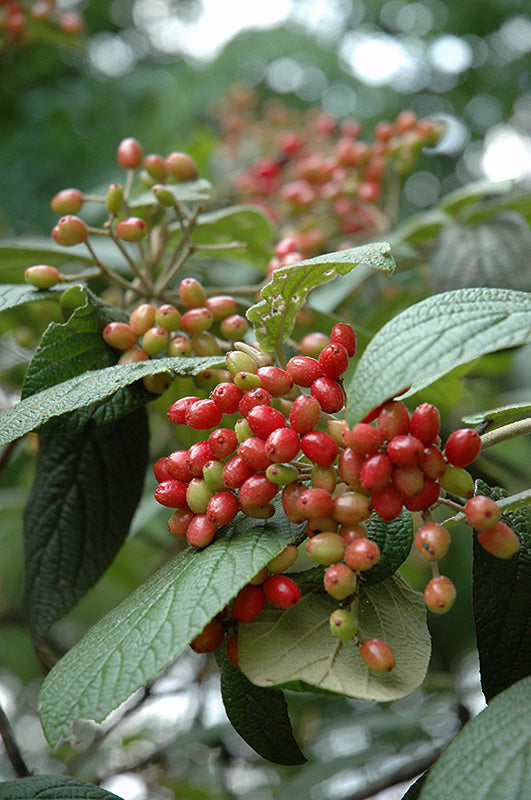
[430,214,531,293]
[346,288,531,426]
[391,209,452,248]
[24,407,149,644]
[0,354,225,447]
[418,675,531,800]
[402,774,427,799]
[39,505,304,746]
[437,180,513,215]
[0,239,93,278]
[0,283,65,312]
[0,775,122,799]
[364,509,414,585]
[247,243,395,353]
[239,573,430,702]
[472,480,531,701]
[216,649,306,765]
[190,205,275,265]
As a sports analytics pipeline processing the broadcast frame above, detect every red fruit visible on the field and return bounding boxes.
[338,448,365,489]
[205,294,237,320]
[330,322,356,357]
[392,465,424,497]
[264,427,300,463]
[226,633,239,668]
[168,508,194,538]
[185,399,223,430]
[420,444,447,480]
[301,431,338,467]
[179,277,206,309]
[187,514,218,548]
[190,619,225,653]
[207,491,240,527]
[222,456,256,490]
[343,423,384,454]
[220,314,248,340]
[410,403,440,445]
[402,476,440,511]
[50,188,83,215]
[115,217,147,242]
[370,485,404,521]
[286,356,321,387]
[102,322,137,351]
[289,395,321,434]
[164,450,193,482]
[445,428,481,468]
[187,441,214,478]
[359,639,395,673]
[311,376,345,413]
[231,584,265,622]
[333,491,371,525]
[238,387,273,417]
[52,215,88,246]
[263,575,301,609]
[377,401,410,440]
[465,496,501,530]
[167,396,200,425]
[117,137,143,169]
[360,453,394,492]
[154,480,188,509]
[143,153,167,181]
[299,332,330,358]
[208,428,238,460]
[297,487,334,519]
[323,563,356,600]
[344,538,380,571]
[414,523,451,561]
[181,307,213,335]
[153,456,172,483]
[239,474,278,510]
[318,343,349,378]
[424,576,456,614]
[246,405,286,439]
[238,437,274,471]
[387,435,424,466]
[256,366,293,397]
[130,303,156,335]
[211,382,243,414]
[281,482,308,523]
[165,151,198,182]
[477,522,520,559]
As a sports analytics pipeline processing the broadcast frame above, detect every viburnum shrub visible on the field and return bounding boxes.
[2,120,531,798]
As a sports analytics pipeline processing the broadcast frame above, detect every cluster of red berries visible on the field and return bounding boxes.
[0,0,84,49]
[212,86,444,255]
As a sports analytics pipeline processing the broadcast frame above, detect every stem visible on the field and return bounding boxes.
[442,487,531,528]
[436,496,465,513]
[0,702,31,778]
[480,417,531,449]
[83,241,146,297]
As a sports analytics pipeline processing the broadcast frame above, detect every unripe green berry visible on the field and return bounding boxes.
[306,532,346,565]
[235,418,254,443]
[329,609,358,641]
[266,544,298,573]
[226,350,257,376]
[233,372,262,392]
[141,326,169,356]
[106,183,123,215]
[167,334,192,357]
[115,217,148,242]
[265,462,299,485]
[323,562,356,600]
[24,265,61,289]
[191,332,222,356]
[220,314,248,341]
[311,464,337,493]
[152,184,175,206]
[186,478,214,514]
[155,304,181,331]
[143,373,171,394]
[144,154,167,181]
[439,466,474,497]
[203,460,227,492]
[50,188,83,215]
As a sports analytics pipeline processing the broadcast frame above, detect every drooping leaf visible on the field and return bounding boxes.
[0,354,225,447]
[436,179,514,215]
[216,648,306,765]
[0,283,66,312]
[391,209,452,248]
[346,288,531,426]
[39,506,304,747]
[418,675,531,800]
[239,573,430,702]
[462,401,531,432]
[472,481,531,701]
[430,213,531,294]
[247,243,396,353]
[363,509,414,585]
[24,407,149,644]
[0,775,123,799]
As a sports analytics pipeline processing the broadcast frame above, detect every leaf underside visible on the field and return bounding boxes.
[0,775,123,799]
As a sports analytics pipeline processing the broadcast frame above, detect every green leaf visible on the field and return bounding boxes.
[472,481,531,702]
[430,213,531,294]
[39,506,304,747]
[129,177,213,213]
[0,283,65,312]
[402,774,427,799]
[462,401,531,432]
[364,509,414,585]
[0,775,123,799]
[391,209,452,248]
[190,205,275,265]
[239,573,430,702]
[247,243,396,353]
[24,408,149,644]
[437,179,514,215]
[216,648,306,765]
[0,354,225,447]
[418,675,531,800]
[0,238,93,278]
[346,288,531,426]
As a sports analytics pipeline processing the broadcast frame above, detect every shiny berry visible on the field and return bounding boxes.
[154,480,188,509]
[306,532,345,565]
[24,265,61,289]
[264,427,300,463]
[185,399,223,430]
[311,376,345,413]
[360,453,394,492]
[247,405,286,439]
[168,396,200,425]
[211,382,243,414]
[370,485,404,521]
[117,137,143,169]
[187,514,218,548]
[377,401,410,440]
[410,403,440,445]
[164,450,193,482]
[289,395,321,434]
[424,575,456,614]
[263,575,301,609]
[324,563,356,600]
[344,538,380,571]
[190,619,225,653]
[318,343,349,378]
[477,522,520,559]
[286,356,320,387]
[115,217,147,242]
[360,639,395,672]
[231,584,265,622]
[329,608,358,641]
[208,428,238,459]
[222,456,255,490]
[465,496,501,529]
[102,322,137,351]
[414,523,451,561]
[343,423,384,454]
[330,322,356,357]
[301,431,338,467]
[444,428,481,468]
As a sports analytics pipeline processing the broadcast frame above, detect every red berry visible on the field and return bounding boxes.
[238,387,273,417]
[465,496,501,529]
[246,405,286,439]
[50,188,83,215]
[207,491,240,527]
[190,618,225,653]
[370,485,404,521]
[344,538,380,571]
[165,151,198,182]
[211,382,243,414]
[187,441,214,477]
[208,428,238,460]
[115,217,147,242]
[238,437,274,471]
[222,456,256,490]
[359,639,395,673]
[337,448,365,489]
[205,295,237,320]
[387,435,424,466]
[168,396,200,425]
[154,480,189,509]
[402,476,440,511]
[130,303,156,335]
[424,575,456,614]
[301,431,338,467]
[231,584,265,622]
[445,428,481,468]
[181,307,213,335]
[410,403,440,445]
[297,487,334,519]
[186,515,218,548]
[264,427,300,463]
[330,322,356,357]
[281,482,308,523]
[311,376,345,413]
[343,423,384,454]
[286,356,320,387]
[117,137,143,169]
[168,508,194,538]
[333,491,371,525]
[164,450,193,482]
[239,474,278,510]
[360,453,394,492]
[153,456,172,483]
[323,563,356,600]
[477,522,520,559]
[143,153,167,181]
[391,465,424,497]
[185,399,223,430]
[420,444,447,480]
[414,523,451,561]
[52,215,88,246]
[179,277,206,308]
[263,575,301,609]
[377,401,410,440]
[102,322,137,351]
[289,395,321,434]
[256,366,293,397]
[299,332,329,358]
[318,343,349,378]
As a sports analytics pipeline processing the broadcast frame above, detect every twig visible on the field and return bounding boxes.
[480,418,531,449]
[0,702,31,778]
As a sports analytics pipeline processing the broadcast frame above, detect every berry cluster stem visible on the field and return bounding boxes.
[480,418,531,449]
